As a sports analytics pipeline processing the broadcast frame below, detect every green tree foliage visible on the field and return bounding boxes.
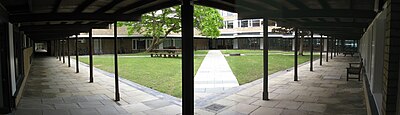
[118,5,223,51]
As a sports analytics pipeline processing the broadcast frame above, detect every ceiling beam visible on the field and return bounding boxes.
[318,0,331,9]
[0,3,8,21]
[286,0,309,9]
[128,0,180,15]
[9,13,140,22]
[27,32,82,38]
[94,0,123,13]
[21,27,91,32]
[29,35,77,40]
[52,0,62,13]
[278,22,369,28]
[240,0,280,10]
[309,28,363,32]
[196,0,236,12]
[238,9,376,19]
[114,0,156,14]
[74,0,97,13]
[19,24,109,31]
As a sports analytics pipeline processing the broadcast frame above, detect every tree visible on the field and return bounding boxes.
[272,27,308,56]
[298,31,309,56]
[118,5,223,52]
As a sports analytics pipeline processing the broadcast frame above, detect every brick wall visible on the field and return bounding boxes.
[382,0,400,114]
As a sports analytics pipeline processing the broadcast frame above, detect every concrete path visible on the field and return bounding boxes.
[194,50,239,95]
[14,57,181,115]
[195,54,366,115]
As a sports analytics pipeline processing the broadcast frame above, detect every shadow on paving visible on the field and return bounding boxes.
[195,54,366,115]
[15,57,182,115]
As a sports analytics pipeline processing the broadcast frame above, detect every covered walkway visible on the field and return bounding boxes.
[195,54,365,115]
[16,57,181,115]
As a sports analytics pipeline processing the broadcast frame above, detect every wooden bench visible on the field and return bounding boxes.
[150,49,181,58]
[343,52,355,57]
[346,59,363,81]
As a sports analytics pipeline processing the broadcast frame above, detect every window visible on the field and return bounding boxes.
[226,20,233,29]
[252,19,260,27]
[221,20,234,29]
[239,20,249,28]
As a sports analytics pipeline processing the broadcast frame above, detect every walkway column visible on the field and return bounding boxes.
[68,37,71,67]
[262,17,269,100]
[326,36,329,62]
[114,22,120,101]
[294,28,298,81]
[55,40,58,59]
[310,31,313,71]
[334,38,336,57]
[341,39,345,54]
[75,35,79,73]
[63,39,65,64]
[336,38,339,55]
[330,37,333,59]
[181,0,194,114]
[59,40,61,61]
[320,35,323,65]
[89,29,93,83]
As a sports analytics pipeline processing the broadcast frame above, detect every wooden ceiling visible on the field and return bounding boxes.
[0,0,180,40]
[0,0,383,40]
[196,0,382,39]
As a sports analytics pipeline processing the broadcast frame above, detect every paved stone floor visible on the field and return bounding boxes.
[195,50,239,98]
[14,57,182,115]
[195,54,366,115]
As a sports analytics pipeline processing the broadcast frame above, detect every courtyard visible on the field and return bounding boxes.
[15,52,365,115]
[76,50,318,97]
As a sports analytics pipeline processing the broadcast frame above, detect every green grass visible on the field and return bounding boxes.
[226,54,319,85]
[79,56,205,98]
[194,50,209,54]
[78,50,319,97]
[221,50,284,55]
[96,50,209,56]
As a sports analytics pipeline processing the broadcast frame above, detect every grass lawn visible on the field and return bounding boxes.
[225,53,319,85]
[105,50,210,56]
[78,50,319,97]
[79,56,205,98]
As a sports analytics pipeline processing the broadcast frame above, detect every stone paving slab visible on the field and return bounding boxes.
[13,57,182,115]
[194,50,239,94]
[195,54,366,115]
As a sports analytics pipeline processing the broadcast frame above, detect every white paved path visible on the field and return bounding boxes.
[194,50,239,94]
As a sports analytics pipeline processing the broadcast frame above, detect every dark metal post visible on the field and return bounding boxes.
[114,22,120,101]
[68,37,71,67]
[262,17,269,100]
[330,37,333,59]
[320,35,323,65]
[310,31,313,71]
[76,35,79,73]
[182,0,194,114]
[89,29,93,83]
[59,40,61,61]
[342,39,345,54]
[55,40,58,59]
[63,39,65,63]
[336,38,339,56]
[294,28,298,81]
[326,36,329,62]
[334,38,336,57]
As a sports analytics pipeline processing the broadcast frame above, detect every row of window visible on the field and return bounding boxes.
[221,19,263,29]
